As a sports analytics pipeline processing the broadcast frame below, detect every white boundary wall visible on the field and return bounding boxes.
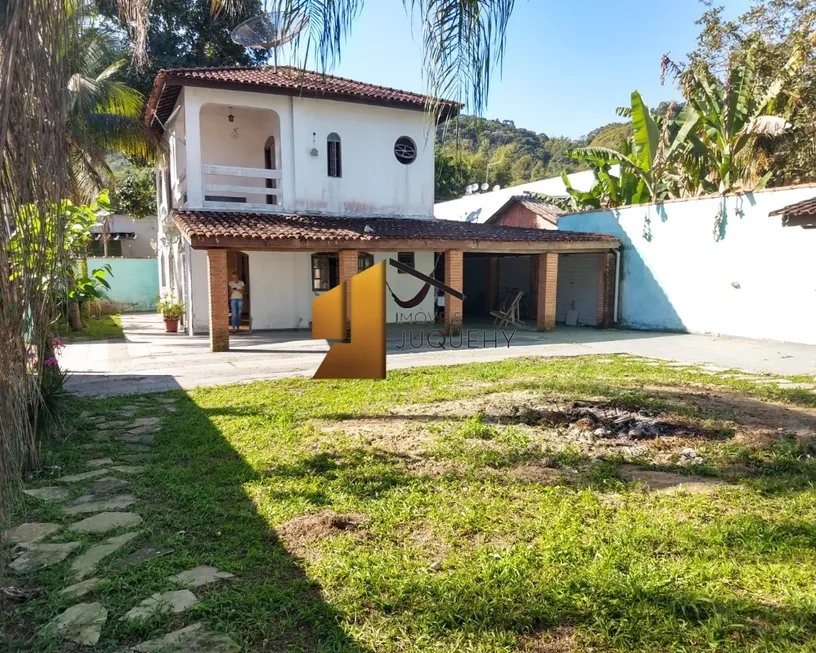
[558,185,816,344]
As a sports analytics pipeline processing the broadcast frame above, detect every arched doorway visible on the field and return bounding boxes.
[264,136,278,206]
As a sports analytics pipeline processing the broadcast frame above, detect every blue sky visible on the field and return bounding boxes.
[293,0,751,138]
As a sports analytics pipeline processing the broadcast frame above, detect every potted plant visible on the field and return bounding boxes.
[156,294,185,333]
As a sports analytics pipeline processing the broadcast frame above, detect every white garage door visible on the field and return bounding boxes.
[556,253,598,326]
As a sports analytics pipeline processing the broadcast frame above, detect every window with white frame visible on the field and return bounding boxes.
[327,133,342,178]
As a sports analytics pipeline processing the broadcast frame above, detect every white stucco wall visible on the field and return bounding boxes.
[291,98,433,217]
[173,86,433,218]
[92,215,157,258]
[189,250,435,332]
[189,248,210,333]
[559,185,816,344]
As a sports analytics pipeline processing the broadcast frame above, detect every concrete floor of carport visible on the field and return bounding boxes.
[60,313,816,397]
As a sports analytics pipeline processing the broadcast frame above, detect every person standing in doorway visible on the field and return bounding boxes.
[228,271,245,333]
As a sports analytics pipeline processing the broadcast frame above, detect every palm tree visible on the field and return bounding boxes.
[67,23,162,203]
[65,19,162,329]
[119,0,518,114]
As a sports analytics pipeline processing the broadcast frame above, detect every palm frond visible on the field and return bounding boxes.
[78,113,163,162]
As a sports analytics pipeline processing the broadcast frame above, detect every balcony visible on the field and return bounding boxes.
[201,164,283,210]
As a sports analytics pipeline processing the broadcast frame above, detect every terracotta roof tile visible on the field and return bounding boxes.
[769,196,816,217]
[147,66,459,129]
[488,195,565,225]
[172,210,618,247]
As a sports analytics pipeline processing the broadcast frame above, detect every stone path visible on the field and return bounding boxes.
[4,398,239,651]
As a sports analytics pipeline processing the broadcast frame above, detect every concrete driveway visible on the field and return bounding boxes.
[61,313,816,396]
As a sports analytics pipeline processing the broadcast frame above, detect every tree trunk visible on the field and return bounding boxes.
[67,300,83,330]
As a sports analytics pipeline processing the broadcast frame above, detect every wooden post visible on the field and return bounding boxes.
[445,250,463,331]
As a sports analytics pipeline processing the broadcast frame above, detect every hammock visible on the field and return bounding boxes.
[386,281,431,309]
[385,255,442,309]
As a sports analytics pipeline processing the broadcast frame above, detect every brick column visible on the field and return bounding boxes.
[444,250,463,332]
[207,249,230,352]
[596,251,616,328]
[535,252,558,332]
[485,256,499,313]
[338,250,357,324]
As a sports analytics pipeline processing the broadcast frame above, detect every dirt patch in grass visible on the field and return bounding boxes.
[506,462,569,485]
[277,510,370,557]
[313,417,438,457]
[404,458,468,478]
[644,385,816,436]
[390,390,547,420]
[315,385,815,481]
[618,464,737,494]
[521,626,577,652]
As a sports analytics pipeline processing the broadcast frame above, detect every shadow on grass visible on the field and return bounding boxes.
[136,392,374,652]
[0,393,375,652]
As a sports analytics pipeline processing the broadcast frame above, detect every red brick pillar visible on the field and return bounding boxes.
[207,249,230,352]
[445,250,463,332]
[596,251,616,328]
[338,250,357,325]
[536,252,558,332]
[486,256,499,313]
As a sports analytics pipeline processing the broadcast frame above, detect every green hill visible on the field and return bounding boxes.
[435,115,630,201]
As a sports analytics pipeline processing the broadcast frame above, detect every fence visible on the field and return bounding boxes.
[87,257,159,312]
[558,184,816,345]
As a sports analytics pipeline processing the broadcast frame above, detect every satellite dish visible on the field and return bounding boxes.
[231,10,309,69]
[480,182,489,191]
[464,187,473,195]
[493,185,501,192]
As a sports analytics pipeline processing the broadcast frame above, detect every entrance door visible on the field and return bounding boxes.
[227,250,251,331]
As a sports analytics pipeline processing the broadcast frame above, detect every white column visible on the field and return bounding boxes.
[184,95,203,208]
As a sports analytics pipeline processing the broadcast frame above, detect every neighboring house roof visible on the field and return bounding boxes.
[486,195,565,226]
[146,66,461,131]
[434,169,602,224]
[769,196,816,228]
[172,210,618,251]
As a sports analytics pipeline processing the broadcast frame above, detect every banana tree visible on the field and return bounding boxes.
[540,92,698,210]
[676,46,801,193]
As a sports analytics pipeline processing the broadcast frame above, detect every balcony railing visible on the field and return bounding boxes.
[201,164,283,210]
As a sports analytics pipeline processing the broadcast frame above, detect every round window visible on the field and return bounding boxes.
[394,136,417,164]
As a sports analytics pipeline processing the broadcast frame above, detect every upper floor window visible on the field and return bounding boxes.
[358,252,374,273]
[327,133,342,178]
[394,136,417,165]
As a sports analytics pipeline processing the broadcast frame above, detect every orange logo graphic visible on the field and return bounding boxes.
[312,261,386,379]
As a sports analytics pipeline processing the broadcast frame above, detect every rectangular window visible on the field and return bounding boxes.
[87,239,122,257]
[397,252,415,273]
[358,252,374,273]
[312,253,339,291]
[327,139,342,178]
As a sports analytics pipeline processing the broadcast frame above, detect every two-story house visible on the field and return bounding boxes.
[146,66,619,351]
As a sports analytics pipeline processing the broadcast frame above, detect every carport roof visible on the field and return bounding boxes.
[769,196,816,228]
[172,210,619,253]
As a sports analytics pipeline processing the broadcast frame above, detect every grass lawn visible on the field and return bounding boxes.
[5,356,816,651]
[55,313,124,342]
